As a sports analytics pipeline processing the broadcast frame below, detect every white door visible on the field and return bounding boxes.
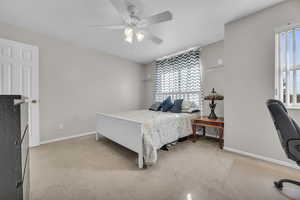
[0,38,39,147]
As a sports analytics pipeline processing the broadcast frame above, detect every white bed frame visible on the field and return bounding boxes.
[96,113,144,168]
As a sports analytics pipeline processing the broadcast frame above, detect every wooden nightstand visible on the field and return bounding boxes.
[192,117,224,149]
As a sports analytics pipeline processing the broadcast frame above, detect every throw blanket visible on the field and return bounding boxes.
[112,110,200,164]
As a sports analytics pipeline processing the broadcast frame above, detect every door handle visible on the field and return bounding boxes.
[31,100,38,104]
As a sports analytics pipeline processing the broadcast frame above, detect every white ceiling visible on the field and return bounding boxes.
[0,0,285,64]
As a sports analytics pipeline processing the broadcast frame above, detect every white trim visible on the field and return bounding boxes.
[156,46,202,61]
[206,64,224,72]
[287,106,300,110]
[224,146,300,170]
[0,64,2,94]
[275,33,280,99]
[40,131,96,145]
[285,31,290,106]
[30,45,40,147]
[204,133,218,138]
[7,64,11,94]
[274,23,300,33]
[275,27,300,107]
[293,29,297,105]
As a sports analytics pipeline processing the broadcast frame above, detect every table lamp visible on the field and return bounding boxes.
[204,88,224,119]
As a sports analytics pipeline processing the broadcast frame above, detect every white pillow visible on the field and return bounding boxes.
[181,100,192,110]
[181,100,197,110]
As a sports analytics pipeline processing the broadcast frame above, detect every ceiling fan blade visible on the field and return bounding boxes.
[142,11,173,26]
[89,25,125,29]
[110,0,130,21]
[144,31,163,44]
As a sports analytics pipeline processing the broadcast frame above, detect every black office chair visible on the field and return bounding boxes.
[266,99,300,190]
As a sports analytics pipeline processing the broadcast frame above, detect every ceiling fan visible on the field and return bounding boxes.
[90,0,173,44]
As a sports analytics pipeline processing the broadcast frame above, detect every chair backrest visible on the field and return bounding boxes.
[266,99,300,162]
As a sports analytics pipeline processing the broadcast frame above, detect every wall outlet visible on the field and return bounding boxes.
[58,123,64,130]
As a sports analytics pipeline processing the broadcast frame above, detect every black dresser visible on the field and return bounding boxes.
[0,95,30,200]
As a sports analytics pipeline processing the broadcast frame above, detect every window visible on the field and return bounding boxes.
[275,25,300,107]
[153,50,203,107]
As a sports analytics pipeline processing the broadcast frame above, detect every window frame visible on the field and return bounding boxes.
[153,50,202,107]
[275,23,300,109]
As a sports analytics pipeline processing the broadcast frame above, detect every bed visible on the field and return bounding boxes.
[95,110,200,168]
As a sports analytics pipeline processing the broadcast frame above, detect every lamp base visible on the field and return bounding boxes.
[208,101,218,119]
[208,111,218,120]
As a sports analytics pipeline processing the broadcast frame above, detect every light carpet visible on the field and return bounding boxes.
[30,135,300,200]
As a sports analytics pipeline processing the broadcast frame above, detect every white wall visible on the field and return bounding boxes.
[224,0,300,164]
[0,22,144,142]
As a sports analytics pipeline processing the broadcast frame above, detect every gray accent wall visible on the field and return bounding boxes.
[142,63,155,109]
[224,0,300,164]
[201,41,225,137]
[0,22,144,142]
[201,41,224,118]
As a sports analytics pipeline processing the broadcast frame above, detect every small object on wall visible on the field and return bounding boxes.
[146,74,151,80]
[204,88,224,119]
[217,58,223,65]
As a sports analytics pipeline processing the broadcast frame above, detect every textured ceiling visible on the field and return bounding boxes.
[0,0,285,64]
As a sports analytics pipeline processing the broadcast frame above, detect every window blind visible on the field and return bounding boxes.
[275,26,300,107]
[153,49,203,109]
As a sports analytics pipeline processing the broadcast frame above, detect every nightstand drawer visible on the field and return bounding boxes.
[193,120,224,128]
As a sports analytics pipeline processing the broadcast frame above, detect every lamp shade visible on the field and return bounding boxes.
[204,88,224,101]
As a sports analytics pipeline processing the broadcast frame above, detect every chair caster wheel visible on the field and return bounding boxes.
[274,181,283,190]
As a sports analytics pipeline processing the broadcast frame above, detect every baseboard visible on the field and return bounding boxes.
[40,131,96,145]
[224,146,300,170]
[203,133,218,138]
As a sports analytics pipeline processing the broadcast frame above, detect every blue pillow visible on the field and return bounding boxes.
[170,99,184,113]
[160,96,173,112]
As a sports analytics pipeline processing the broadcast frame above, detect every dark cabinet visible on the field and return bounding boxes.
[0,95,30,200]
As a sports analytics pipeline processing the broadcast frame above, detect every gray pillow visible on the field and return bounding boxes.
[149,102,162,111]
[170,99,184,113]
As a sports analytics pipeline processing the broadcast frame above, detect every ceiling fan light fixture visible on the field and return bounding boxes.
[90,0,171,45]
[124,27,133,37]
[124,27,134,43]
[136,31,144,42]
[125,35,133,43]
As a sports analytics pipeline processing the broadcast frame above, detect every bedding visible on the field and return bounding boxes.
[111,110,200,165]
[181,100,199,113]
